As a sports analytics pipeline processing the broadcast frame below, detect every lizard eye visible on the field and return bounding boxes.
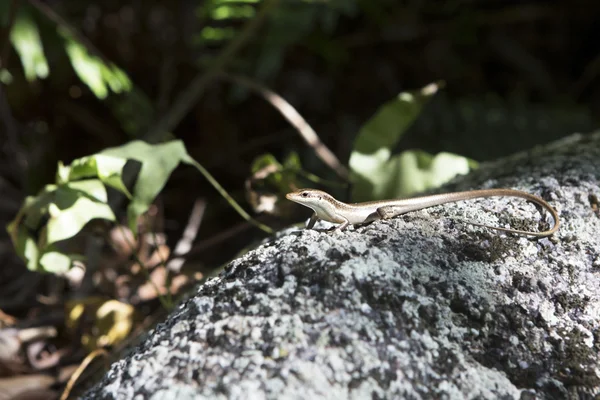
[301,192,308,197]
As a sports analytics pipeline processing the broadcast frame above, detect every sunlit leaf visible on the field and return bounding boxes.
[14,225,40,271]
[349,82,476,201]
[211,4,256,20]
[46,183,116,244]
[100,140,272,234]
[7,140,272,274]
[9,10,49,81]
[59,155,130,197]
[66,298,135,351]
[39,249,72,274]
[251,153,282,174]
[60,30,132,99]
[101,141,190,234]
[22,186,57,231]
[6,180,115,272]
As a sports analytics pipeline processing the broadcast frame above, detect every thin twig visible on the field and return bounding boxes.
[167,199,206,273]
[186,157,274,233]
[144,0,279,143]
[149,228,172,306]
[59,349,108,400]
[219,73,350,180]
[115,225,172,310]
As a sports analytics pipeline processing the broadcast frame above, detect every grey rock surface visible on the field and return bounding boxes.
[83,132,600,400]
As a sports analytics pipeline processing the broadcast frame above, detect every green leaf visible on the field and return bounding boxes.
[211,5,256,20]
[351,150,475,201]
[60,30,132,99]
[10,9,49,81]
[22,185,57,231]
[46,182,116,244]
[348,82,476,201]
[39,249,72,275]
[7,140,274,274]
[283,152,302,170]
[251,153,282,173]
[13,225,40,271]
[351,83,441,155]
[61,155,130,197]
[101,141,188,233]
[6,180,115,272]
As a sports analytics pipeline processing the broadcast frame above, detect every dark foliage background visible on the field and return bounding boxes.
[0,0,598,396]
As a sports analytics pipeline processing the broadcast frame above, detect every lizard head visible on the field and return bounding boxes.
[285,189,337,214]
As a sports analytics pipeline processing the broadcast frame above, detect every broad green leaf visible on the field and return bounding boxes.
[59,155,130,197]
[22,185,57,231]
[56,161,71,184]
[349,82,476,201]
[351,83,441,155]
[101,141,187,233]
[251,153,282,173]
[10,10,49,81]
[65,180,109,203]
[46,183,115,244]
[351,150,474,201]
[61,30,132,99]
[6,196,36,247]
[211,5,256,20]
[7,140,273,274]
[39,250,72,275]
[14,226,40,271]
[7,180,116,272]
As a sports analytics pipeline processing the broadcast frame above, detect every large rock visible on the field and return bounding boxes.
[83,132,600,400]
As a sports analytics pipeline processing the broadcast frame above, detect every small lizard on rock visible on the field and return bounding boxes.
[286,188,559,237]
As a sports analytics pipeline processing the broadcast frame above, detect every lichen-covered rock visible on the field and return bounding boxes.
[83,132,600,400]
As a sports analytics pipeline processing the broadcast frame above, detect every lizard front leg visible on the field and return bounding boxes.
[306,212,319,229]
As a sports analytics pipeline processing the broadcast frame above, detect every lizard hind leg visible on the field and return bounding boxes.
[334,217,351,231]
[376,205,405,220]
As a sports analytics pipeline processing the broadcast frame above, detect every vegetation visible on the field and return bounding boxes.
[0,0,597,397]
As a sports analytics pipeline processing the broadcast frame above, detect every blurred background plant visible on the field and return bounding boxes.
[0,0,598,397]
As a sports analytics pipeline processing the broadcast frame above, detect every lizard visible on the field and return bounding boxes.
[285,188,560,237]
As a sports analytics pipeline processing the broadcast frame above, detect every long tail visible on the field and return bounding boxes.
[394,189,560,237]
